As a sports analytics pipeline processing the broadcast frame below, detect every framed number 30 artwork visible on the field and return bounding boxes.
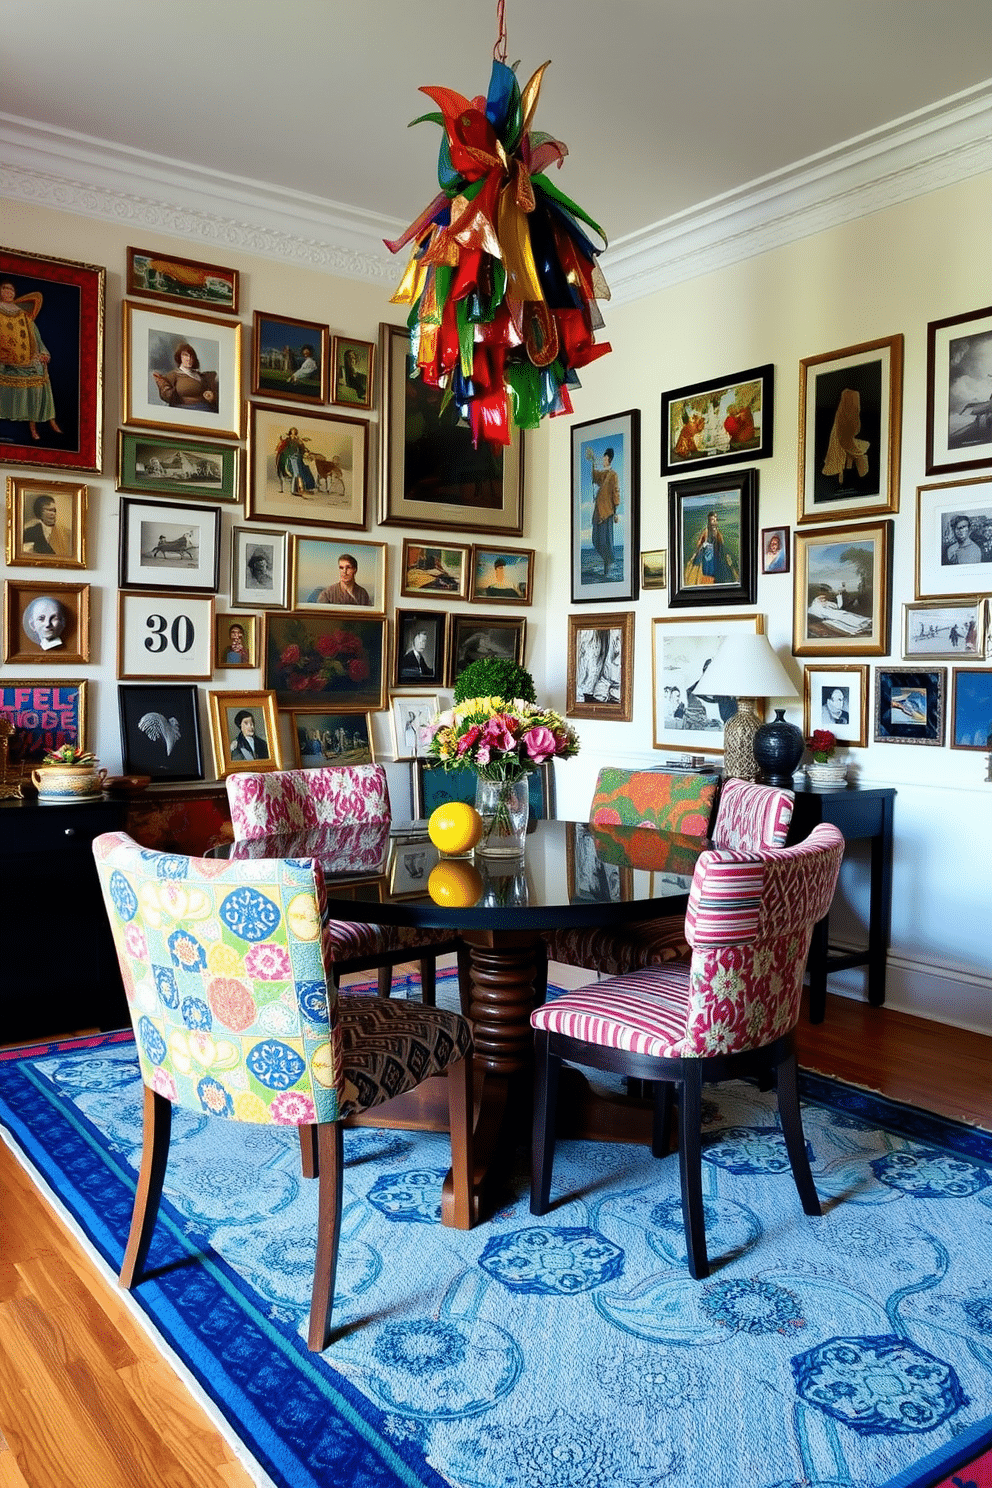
[117,591,216,679]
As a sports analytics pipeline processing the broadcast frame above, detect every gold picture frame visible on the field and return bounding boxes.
[3,578,91,664]
[122,300,243,439]
[798,334,903,524]
[651,613,764,754]
[566,611,634,721]
[792,520,893,657]
[207,689,283,778]
[802,663,869,748]
[5,476,87,568]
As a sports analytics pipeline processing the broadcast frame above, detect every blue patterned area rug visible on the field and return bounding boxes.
[1,973,990,1488]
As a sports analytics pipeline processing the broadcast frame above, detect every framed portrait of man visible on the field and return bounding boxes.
[5,475,87,568]
[393,610,446,688]
[207,690,283,777]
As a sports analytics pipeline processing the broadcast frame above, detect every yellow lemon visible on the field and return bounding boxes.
[428,801,483,855]
[428,859,484,908]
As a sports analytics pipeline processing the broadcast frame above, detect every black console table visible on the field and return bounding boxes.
[0,797,129,1045]
[786,783,896,1024]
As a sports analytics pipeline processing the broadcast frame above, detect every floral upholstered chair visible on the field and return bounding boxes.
[226,765,458,1005]
[544,777,794,977]
[92,831,475,1351]
[531,823,844,1277]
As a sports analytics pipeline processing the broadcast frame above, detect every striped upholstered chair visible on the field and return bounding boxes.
[92,832,475,1351]
[531,823,844,1277]
[226,766,458,1004]
[544,777,793,977]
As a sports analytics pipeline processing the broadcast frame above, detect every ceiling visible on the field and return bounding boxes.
[3,1,991,270]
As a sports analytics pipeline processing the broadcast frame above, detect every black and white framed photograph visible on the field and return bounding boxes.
[448,614,526,684]
[118,683,203,781]
[207,689,283,778]
[661,363,774,477]
[389,837,441,898]
[570,408,640,604]
[393,610,447,688]
[903,599,986,661]
[292,711,374,768]
[798,334,903,523]
[926,305,992,476]
[915,478,992,600]
[119,497,220,594]
[566,611,634,721]
[873,667,946,747]
[116,429,241,504]
[390,694,440,761]
[117,591,215,680]
[667,467,758,607]
[802,664,869,748]
[950,669,992,751]
[231,525,289,610]
[122,301,243,439]
[652,613,764,754]
[292,536,386,613]
[469,546,534,605]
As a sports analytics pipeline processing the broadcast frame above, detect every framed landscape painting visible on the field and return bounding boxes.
[251,312,329,404]
[570,408,640,604]
[667,468,757,607]
[126,248,239,314]
[903,599,986,661]
[0,246,105,473]
[926,305,992,475]
[661,363,774,476]
[798,335,902,523]
[116,430,241,504]
[793,520,892,657]
[652,613,764,754]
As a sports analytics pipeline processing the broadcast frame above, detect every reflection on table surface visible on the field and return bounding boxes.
[226,819,706,929]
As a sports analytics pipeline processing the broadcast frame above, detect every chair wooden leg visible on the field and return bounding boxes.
[445,1054,475,1229]
[308,1123,344,1352]
[120,1086,172,1289]
[676,1064,709,1279]
[530,1030,560,1215]
[418,956,437,1007]
[652,1080,674,1158]
[776,1049,822,1217]
[299,1124,319,1179]
[377,965,392,998]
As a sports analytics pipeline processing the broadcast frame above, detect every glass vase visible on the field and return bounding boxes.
[474,773,529,856]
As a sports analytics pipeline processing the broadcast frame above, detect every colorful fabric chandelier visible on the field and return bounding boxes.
[385,12,612,447]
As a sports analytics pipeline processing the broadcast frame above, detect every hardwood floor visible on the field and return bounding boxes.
[0,993,989,1488]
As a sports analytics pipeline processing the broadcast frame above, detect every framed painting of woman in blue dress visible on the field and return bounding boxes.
[667,467,758,608]
[570,409,640,604]
[0,247,105,474]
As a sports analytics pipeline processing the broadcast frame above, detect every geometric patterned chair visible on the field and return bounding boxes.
[226,765,459,1005]
[530,823,844,1278]
[544,777,793,977]
[92,831,475,1351]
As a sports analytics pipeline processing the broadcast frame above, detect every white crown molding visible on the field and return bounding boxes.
[2,81,990,303]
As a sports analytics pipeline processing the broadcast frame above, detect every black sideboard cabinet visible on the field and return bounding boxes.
[1,797,129,1044]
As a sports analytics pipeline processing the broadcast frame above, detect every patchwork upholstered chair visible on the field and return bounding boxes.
[531,823,844,1277]
[92,832,475,1351]
[226,765,458,1004]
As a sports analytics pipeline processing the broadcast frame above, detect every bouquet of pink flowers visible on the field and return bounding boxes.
[426,695,580,784]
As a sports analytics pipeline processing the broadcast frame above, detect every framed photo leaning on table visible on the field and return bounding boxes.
[926,305,992,476]
[570,408,640,604]
[873,667,946,747]
[208,690,283,778]
[792,519,892,657]
[802,664,868,748]
[798,334,902,524]
[118,683,203,781]
[652,613,764,754]
[119,497,221,594]
[5,475,87,568]
[667,467,757,608]
[117,590,215,680]
[915,477,992,600]
[566,611,634,721]
[122,301,242,439]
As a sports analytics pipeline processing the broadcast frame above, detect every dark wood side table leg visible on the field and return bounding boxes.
[807,915,829,1025]
[867,793,894,1007]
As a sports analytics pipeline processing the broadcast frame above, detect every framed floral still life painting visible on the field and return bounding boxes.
[926,305,992,476]
[915,478,992,600]
[950,668,992,751]
[263,613,387,713]
[122,301,243,440]
[798,334,903,524]
[793,520,893,657]
[667,468,757,607]
[651,613,764,754]
[570,408,640,604]
[0,246,105,474]
[660,363,774,477]
[5,476,87,568]
[873,667,946,747]
[802,664,868,749]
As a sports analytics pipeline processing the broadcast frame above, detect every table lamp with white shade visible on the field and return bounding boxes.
[698,632,803,783]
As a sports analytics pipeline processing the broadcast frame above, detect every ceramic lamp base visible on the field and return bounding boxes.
[721,699,760,781]
[753,709,804,787]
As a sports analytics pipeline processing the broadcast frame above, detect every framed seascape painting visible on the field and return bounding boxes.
[667,468,757,608]
[950,669,992,751]
[903,599,986,661]
[251,311,329,404]
[660,363,774,477]
[926,306,992,475]
[570,408,640,604]
[248,402,367,530]
[798,334,903,523]
[0,246,105,473]
[117,591,215,681]
[207,690,283,778]
[390,695,439,761]
[291,536,386,613]
[379,322,524,536]
[566,612,634,721]
[331,336,374,410]
[122,301,243,440]
[393,610,447,688]
[400,540,469,599]
[469,546,534,605]
[116,430,241,504]
[5,476,87,568]
[0,680,88,768]
[231,526,289,611]
[802,664,869,749]
[292,711,374,768]
[448,615,526,684]
[873,667,946,747]
[263,613,387,712]
[126,248,239,314]
[4,579,90,665]
[118,497,221,594]
[792,520,893,657]
[651,614,764,754]
[118,683,203,782]
[215,613,258,669]
[915,478,992,600]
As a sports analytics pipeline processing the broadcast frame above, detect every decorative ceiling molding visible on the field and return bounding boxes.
[2,81,990,304]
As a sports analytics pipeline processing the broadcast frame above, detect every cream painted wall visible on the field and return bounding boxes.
[2,178,990,1030]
